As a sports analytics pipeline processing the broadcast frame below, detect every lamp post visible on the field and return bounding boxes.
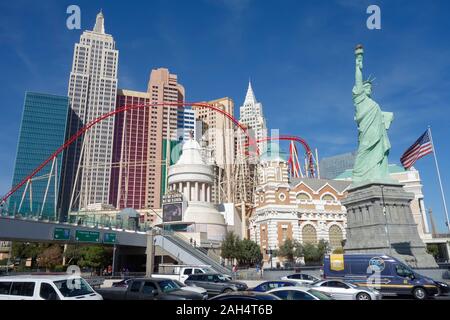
[380,185,393,255]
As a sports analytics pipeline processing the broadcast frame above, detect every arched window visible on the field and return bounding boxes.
[329,225,343,248]
[321,194,336,201]
[297,193,310,201]
[302,225,317,244]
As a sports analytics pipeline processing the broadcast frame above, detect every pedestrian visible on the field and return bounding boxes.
[193,240,197,247]
[190,238,193,245]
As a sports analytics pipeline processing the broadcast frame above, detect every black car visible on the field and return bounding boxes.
[185,273,247,295]
[209,291,281,301]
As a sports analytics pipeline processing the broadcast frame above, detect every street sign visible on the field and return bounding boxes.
[103,233,117,244]
[53,228,70,240]
[75,230,100,243]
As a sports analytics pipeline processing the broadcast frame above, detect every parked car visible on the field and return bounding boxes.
[323,254,439,299]
[96,278,203,300]
[185,273,247,295]
[152,265,210,283]
[248,280,297,292]
[209,291,281,301]
[172,279,208,299]
[280,273,320,285]
[0,275,103,300]
[268,287,334,300]
[435,281,450,296]
[311,280,381,300]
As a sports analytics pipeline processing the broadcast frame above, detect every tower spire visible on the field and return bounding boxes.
[93,10,105,34]
[244,80,256,105]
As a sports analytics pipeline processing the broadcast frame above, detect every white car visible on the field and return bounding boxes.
[311,280,381,300]
[268,287,334,300]
[0,275,103,300]
[280,273,320,285]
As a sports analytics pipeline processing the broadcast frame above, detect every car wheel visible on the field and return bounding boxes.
[223,288,234,293]
[412,287,427,300]
[356,292,371,300]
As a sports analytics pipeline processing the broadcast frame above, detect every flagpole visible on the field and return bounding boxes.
[428,126,450,232]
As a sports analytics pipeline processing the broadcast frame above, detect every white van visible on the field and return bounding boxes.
[0,275,103,300]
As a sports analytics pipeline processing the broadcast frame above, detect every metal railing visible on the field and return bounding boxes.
[162,233,231,275]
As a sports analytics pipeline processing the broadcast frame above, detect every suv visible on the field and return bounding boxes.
[185,273,247,295]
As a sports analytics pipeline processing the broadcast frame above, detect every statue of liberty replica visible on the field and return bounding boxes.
[352,44,394,185]
[342,45,437,268]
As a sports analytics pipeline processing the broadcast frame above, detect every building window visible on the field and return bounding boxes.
[321,194,336,201]
[296,193,310,202]
[302,225,317,244]
[278,193,286,202]
[328,225,343,248]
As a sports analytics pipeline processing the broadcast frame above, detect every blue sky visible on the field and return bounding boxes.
[1,0,449,231]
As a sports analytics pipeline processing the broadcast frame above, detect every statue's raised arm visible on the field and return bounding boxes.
[354,44,364,92]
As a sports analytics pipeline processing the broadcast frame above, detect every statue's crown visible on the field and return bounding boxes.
[364,74,376,85]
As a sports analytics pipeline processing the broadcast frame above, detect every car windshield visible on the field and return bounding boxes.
[53,278,94,297]
[308,289,334,300]
[173,280,185,288]
[158,280,180,293]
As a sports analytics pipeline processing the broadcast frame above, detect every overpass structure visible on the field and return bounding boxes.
[0,216,231,275]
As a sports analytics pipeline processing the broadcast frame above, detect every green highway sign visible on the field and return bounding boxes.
[103,233,117,244]
[75,230,100,243]
[53,228,70,240]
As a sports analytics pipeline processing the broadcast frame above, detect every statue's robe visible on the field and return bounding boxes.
[352,85,393,182]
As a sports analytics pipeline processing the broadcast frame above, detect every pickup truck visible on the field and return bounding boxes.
[151,266,209,283]
[97,278,204,300]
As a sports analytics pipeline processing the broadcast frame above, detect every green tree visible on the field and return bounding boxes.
[426,244,439,259]
[220,232,239,264]
[11,242,48,268]
[235,239,263,267]
[303,240,329,265]
[77,246,112,273]
[37,245,62,271]
[277,239,304,264]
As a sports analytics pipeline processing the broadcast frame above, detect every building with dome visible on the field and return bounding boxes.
[249,143,351,266]
[167,138,228,241]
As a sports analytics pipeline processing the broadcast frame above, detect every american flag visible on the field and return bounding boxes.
[400,130,434,169]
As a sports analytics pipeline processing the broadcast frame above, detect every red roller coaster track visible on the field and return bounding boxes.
[0,102,254,205]
[256,135,316,178]
[1,102,317,206]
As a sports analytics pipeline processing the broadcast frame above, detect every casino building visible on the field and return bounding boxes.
[249,144,351,266]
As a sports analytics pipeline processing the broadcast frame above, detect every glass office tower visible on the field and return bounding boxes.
[8,92,69,219]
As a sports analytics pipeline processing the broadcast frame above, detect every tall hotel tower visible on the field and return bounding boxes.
[239,81,268,153]
[59,12,118,217]
[147,68,185,209]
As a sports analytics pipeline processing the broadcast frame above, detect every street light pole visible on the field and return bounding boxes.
[380,185,393,255]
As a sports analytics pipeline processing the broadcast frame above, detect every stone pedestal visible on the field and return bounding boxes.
[343,182,437,268]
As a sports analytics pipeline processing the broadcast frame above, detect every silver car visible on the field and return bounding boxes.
[311,280,381,300]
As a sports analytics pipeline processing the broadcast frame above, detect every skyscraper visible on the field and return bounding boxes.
[239,81,268,153]
[9,92,69,219]
[59,11,119,217]
[146,68,185,208]
[193,97,235,203]
[177,108,197,141]
[319,151,357,179]
[110,89,151,210]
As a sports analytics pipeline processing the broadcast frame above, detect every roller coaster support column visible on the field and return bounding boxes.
[241,201,247,239]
